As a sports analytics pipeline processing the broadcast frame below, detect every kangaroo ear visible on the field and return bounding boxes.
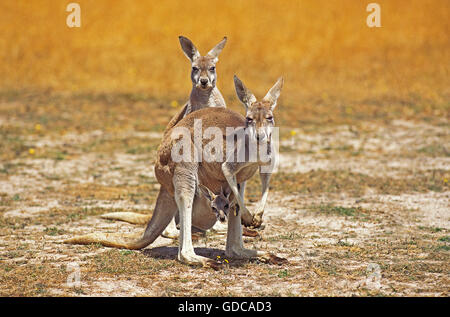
[234,75,256,111]
[199,184,215,201]
[222,186,232,199]
[206,36,227,63]
[263,77,284,110]
[179,36,201,62]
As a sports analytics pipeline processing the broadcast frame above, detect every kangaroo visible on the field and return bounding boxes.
[100,36,229,237]
[198,185,232,223]
[165,35,227,133]
[64,76,285,268]
[221,75,283,228]
[167,185,233,237]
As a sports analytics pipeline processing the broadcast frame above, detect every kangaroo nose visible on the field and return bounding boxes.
[256,133,265,142]
[200,78,208,86]
[218,210,226,222]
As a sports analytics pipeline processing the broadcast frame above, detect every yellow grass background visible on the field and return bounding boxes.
[0,0,448,117]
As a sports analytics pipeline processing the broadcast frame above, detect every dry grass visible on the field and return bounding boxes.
[264,169,449,197]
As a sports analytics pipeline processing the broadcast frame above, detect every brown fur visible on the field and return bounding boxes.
[97,36,227,228]
[64,76,286,268]
[155,107,251,196]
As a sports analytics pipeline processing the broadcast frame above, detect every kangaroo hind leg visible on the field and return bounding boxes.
[173,168,215,267]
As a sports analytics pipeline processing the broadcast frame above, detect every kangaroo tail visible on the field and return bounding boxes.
[63,232,143,249]
[64,188,177,250]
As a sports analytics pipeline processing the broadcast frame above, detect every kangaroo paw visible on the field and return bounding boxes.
[240,207,255,227]
[249,214,264,229]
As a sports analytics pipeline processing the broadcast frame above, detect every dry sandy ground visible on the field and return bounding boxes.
[0,119,448,296]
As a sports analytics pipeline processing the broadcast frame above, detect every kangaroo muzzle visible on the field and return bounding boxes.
[218,210,227,222]
[198,77,211,89]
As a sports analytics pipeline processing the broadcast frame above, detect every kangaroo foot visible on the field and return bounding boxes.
[178,251,216,268]
[161,227,179,239]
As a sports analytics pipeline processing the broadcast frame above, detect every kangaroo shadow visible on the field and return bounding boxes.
[141,246,253,267]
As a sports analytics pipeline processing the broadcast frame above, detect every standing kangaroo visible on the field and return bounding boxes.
[165,35,227,132]
[65,76,285,267]
[101,36,229,237]
[222,75,282,227]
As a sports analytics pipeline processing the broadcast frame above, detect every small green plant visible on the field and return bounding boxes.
[337,240,353,247]
[278,269,289,278]
[73,287,86,295]
[436,245,450,251]
[310,204,362,217]
[44,227,65,236]
[55,152,66,161]
[418,226,444,233]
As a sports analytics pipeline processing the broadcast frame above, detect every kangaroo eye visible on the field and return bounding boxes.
[224,204,229,209]
[246,117,253,123]
[267,116,273,121]
[192,67,199,72]
[209,67,215,72]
